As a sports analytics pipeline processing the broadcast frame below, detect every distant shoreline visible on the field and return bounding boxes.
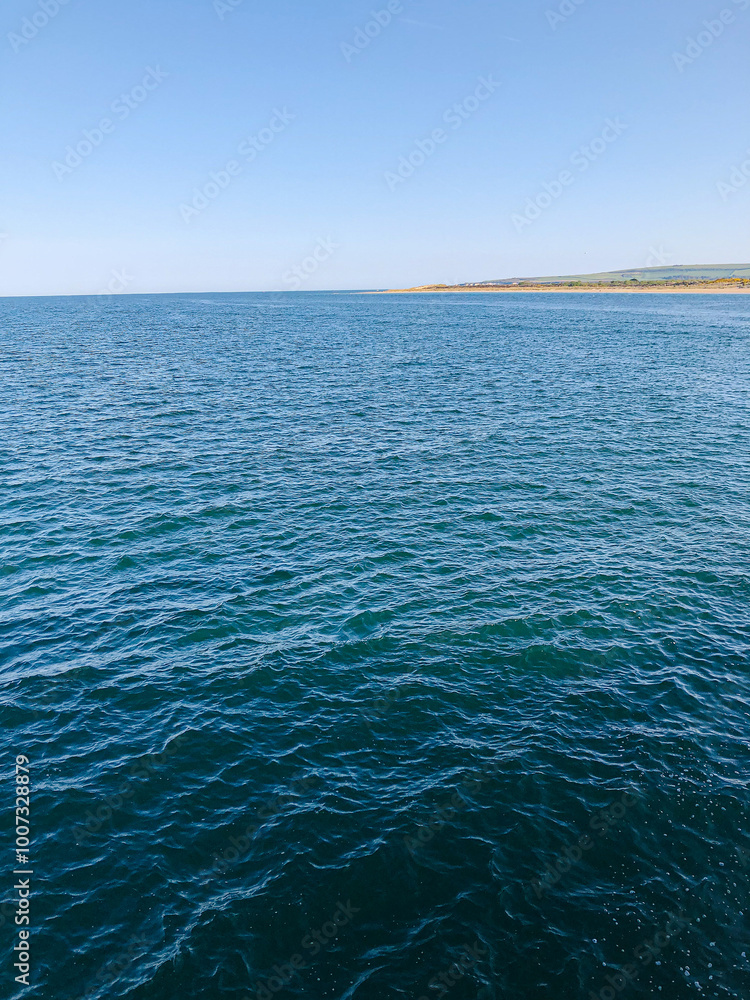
[374,285,750,295]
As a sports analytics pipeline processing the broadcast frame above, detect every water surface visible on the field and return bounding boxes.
[1,292,749,999]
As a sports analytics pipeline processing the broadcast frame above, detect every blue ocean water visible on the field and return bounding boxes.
[1,291,749,1000]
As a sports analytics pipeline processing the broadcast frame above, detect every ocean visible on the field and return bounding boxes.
[1,291,748,1000]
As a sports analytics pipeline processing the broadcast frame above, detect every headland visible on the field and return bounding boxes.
[379,264,750,294]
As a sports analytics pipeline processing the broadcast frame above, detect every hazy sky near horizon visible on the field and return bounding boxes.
[2,0,749,295]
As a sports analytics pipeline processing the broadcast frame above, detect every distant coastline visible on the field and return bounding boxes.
[377,263,750,295]
[377,284,750,294]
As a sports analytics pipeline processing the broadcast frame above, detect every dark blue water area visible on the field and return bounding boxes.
[0,291,748,999]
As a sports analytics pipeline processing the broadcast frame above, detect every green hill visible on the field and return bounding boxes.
[473,264,750,286]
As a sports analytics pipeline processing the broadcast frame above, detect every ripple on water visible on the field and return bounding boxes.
[0,292,749,999]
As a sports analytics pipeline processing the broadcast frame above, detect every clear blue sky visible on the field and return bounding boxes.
[1,0,748,294]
